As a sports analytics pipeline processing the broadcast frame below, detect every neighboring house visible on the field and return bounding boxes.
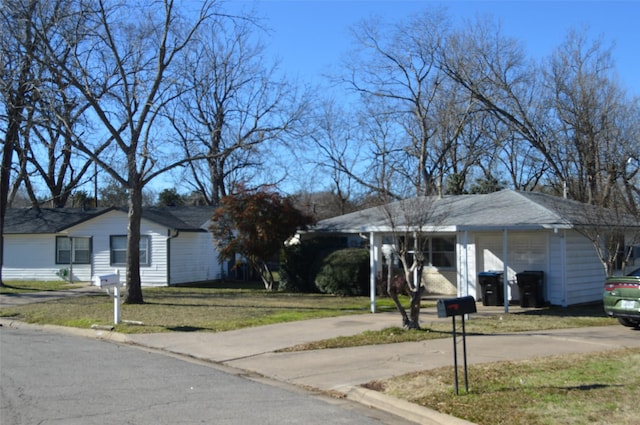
[303,190,640,308]
[2,206,222,286]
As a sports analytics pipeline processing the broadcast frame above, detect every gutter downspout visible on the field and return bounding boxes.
[167,229,179,286]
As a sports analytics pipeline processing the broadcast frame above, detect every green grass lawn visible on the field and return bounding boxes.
[1,281,614,337]
[367,348,639,425]
[0,281,383,333]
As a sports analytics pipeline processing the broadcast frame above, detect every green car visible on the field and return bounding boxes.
[603,267,640,328]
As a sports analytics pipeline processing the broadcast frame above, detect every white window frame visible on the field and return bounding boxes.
[56,236,92,264]
[110,235,150,266]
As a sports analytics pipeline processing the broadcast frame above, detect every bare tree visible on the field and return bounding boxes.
[548,196,640,276]
[618,115,640,216]
[441,19,640,208]
[304,94,411,201]
[344,12,448,197]
[1,0,47,284]
[441,17,564,189]
[544,30,640,208]
[1,1,98,211]
[170,18,307,205]
[15,69,96,208]
[301,99,376,210]
[341,10,485,199]
[37,0,217,303]
[378,196,441,329]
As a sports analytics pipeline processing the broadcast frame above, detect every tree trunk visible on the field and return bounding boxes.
[124,185,144,304]
[389,285,411,327]
[0,139,13,287]
[1,0,38,287]
[256,259,275,291]
[387,260,409,326]
[408,285,425,329]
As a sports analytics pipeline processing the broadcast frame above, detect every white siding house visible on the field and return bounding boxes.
[304,190,640,308]
[3,206,222,286]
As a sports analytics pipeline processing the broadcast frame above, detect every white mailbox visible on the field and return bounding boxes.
[92,270,123,325]
[93,273,121,289]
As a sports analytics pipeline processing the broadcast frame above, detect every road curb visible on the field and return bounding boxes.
[341,385,477,425]
[0,318,131,343]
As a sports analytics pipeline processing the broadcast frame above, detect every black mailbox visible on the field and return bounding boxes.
[437,296,477,318]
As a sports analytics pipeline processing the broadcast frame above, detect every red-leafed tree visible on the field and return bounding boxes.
[210,188,315,290]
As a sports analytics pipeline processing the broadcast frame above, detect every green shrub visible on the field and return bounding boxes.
[279,239,334,292]
[314,248,369,296]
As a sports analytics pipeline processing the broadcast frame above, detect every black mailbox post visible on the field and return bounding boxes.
[437,296,477,394]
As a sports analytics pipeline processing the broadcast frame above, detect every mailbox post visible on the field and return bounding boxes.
[437,296,477,395]
[92,270,123,325]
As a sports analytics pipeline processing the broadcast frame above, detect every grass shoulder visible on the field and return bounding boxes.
[366,348,639,425]
[280,303,615,351]
[0,280,84,294]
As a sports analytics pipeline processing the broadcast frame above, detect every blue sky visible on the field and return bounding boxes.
[228,0,640,96]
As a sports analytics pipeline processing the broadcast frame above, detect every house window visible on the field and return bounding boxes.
[430,237,456,268]
[110,235,150,266]
[395,235,456,269]
[56,237,92,264]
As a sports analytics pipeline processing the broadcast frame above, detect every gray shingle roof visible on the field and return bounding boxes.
[3,207,115,234]
[311,190,638,233]
[138,206,216,232]
[3,206,217,234]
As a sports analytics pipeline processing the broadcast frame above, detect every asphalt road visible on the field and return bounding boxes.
[0,326,414,425]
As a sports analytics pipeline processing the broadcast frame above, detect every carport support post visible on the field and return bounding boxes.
[503,229,509,313]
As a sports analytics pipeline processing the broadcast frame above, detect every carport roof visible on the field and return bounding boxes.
[310,189,636,233]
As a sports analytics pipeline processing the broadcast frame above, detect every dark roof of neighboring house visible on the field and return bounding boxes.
[137,206,216,232]
[310,189,639,233]
[3,206,217,234]
[4,207,115,234]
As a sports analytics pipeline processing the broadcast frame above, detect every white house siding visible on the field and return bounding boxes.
[507,232,548,301]
[474,233,512,302]
[546,232,567,306]
[474,231,548,302]
[3,234,91,281]
[68,210,170,287]
[563,230,606,305]
[169,232,221,285]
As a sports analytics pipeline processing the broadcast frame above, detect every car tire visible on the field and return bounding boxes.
[617,317,640,328]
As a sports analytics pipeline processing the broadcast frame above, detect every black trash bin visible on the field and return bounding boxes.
[516,271,544,308]
[478,271,504,306]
